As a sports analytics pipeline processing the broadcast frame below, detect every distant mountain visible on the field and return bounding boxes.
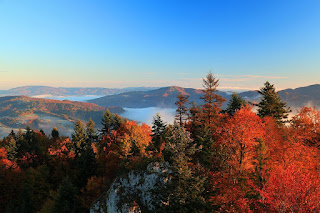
[0,86,158,97]
[88,86,230,108]
[0,96,124,137]
[89,84,320,109]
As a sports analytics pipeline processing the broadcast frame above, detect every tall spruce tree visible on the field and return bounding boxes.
[100,109,113,135]
[155,123,207,212]
[224,92,247,116]
[201,72,226,128]
[72,120,87,156]
[150,113,167,153]
[86,118,96,143]
[257,81,290,124]
[175,93,189,126]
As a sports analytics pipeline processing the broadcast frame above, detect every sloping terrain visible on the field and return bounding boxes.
[88,86,230,108]
[0,96,124,136]
[89,84,320,109]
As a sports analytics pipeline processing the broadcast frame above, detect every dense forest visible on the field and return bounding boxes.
[1,73,320,212]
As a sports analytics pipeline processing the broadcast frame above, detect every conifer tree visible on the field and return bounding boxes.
[86,118,96,143]
[175,93,189,126]
[224,92,247,116]
[53,177,78,213]
[155,123,207,212]
[5,137,18,162]
[257,81,290,124]
[113,114,123,130]
[201,72,226,128]
[151,113,167,152]
[51,127,60,140]
[100,109,112,135]
[72,120,87,156]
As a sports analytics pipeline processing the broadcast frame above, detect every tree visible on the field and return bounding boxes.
[257,81,290,124]
[150,113,167,153]
[53,177,78,213]
[100,109,112,135]
[224,93,247,116]
[200,72,226,128]
[155,123,207,212]
[86,118,96,143]
[51,127,60,140]
[291,107,320,147]
[175,93,189,126]
[71,120,87,156]
[113,114,123,131]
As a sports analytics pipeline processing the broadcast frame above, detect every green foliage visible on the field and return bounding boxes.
[257,81,290,124]
[155,123,208,212]
[100,109,112,135]
[224,93,247,116]
[175,93,189,126]
[150,113,167,153]
[72,120,87,156]
[53,177,79,213]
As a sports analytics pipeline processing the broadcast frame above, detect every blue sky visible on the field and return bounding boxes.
[0,0,319,91]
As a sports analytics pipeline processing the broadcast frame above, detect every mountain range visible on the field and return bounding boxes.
[0,86,158,97]
[88,84,320,109]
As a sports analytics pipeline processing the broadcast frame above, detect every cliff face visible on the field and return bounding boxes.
[90,162,170,213]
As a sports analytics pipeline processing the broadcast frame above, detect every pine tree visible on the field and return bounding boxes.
[113,114,123,130]
[155,123,207,212]
[51,127,60,140]
[72,120,87,156]
[224,92,247,116]
[5,137,18,162]
[86,118,96,143]
[53,177,78,213]
[100,109,112,135]
[257,81,290,124]
[175,93,189,126]
[150,113,167,153]
[201,72,226,128]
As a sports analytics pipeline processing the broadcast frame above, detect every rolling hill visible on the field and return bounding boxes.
[88,86,230,108]
[0,96,124,137]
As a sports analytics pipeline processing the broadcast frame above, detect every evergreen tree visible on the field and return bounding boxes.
[155,123,207,212]
[113,114,123,130]
[53,177,78,213]
[85,118,96,143]
[257,81,290,124]
[201,72,226,128]
[72,120,87,156]
[5,137,18,162]
[175,93,189,126]
[188,101,202,140]
[151,113,167,153]
[224,92,247,116]
[100,109,112,135]
[15,184,34,213]
[51,127,60,140]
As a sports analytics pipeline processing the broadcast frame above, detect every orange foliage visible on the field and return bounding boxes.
[117,120,152,157]
[291,107,320,146]
[259,163,320,212]
[218,106,265,173]
[0,147,19,170]
[48,138,75,159]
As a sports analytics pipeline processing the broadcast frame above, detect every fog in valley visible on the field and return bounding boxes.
[121,107,176,125]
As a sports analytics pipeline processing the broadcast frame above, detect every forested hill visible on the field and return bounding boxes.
[88,84,320,109]
[0,86,158,97]
[88,86,230,108]
[0,96,123,136]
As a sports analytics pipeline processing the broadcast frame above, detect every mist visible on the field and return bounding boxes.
[121,107,176,125]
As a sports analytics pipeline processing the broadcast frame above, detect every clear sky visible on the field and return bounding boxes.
[0,0,319,91]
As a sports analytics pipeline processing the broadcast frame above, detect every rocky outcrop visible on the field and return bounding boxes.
[90,162,170,213]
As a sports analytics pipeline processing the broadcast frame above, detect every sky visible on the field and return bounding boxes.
[0,0,320,91]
